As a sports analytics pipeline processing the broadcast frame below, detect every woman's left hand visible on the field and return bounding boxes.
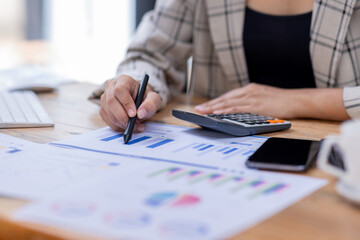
[195,83,350,121]
[195,83,297,118]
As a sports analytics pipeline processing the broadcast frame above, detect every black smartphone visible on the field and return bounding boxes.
[245,137,321,172]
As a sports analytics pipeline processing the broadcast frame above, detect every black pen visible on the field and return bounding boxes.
[123,74,149,144]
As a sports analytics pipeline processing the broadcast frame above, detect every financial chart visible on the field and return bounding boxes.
[53,123,268,173]
[15,162,326,240]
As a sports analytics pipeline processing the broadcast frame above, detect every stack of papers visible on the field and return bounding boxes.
[0,123,326,239]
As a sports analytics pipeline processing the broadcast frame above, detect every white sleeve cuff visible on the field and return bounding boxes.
[343,86,360,119]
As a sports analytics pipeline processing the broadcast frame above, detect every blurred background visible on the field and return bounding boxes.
[0,0,156,84]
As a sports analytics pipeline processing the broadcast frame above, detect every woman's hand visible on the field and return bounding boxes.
[195,83,297,118]
[100,75,162,132]
[195,83,350,121]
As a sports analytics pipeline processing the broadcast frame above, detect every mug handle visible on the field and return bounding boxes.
[317,136,346,178]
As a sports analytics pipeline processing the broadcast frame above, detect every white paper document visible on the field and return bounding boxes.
[0,124,327,240]
[52,123,268,174]
[0,133,38,154]
[0,133,145,200]
[15,162,327,240]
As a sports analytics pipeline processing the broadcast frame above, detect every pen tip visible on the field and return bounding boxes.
[123,134,131,144]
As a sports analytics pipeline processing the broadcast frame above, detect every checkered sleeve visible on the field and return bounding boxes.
[343,86,360,119]
[89,0,194,108]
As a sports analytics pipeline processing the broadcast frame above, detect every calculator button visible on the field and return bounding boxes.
[266,119,285,123]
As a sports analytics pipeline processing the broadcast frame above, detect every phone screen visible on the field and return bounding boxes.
[246,138,320,172]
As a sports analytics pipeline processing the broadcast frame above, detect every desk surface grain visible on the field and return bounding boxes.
[0,82,359,240]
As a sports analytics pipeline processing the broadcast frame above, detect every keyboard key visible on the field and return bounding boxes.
[0,90,54,128]
[1,92,27,123]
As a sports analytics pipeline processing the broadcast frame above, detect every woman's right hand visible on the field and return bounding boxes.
[100,75,162,132]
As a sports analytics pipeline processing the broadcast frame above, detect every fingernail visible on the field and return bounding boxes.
[195,105,207,111]
[128,108,135,117]
[138,109,147,119]
[213,110,222,114]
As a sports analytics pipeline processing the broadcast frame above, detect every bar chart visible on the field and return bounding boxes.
[6,147,22,154]
[147,166,288,199]
[100,134,124,142]
[15,160,327,240]
[55,122,268,173]
[101,133,175,149]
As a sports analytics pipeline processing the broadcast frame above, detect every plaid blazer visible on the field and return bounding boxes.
[91,0,360,119]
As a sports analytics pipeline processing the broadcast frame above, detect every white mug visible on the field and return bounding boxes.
[317,120,360,203]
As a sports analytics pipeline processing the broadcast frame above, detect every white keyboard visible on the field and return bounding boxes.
[0,90,54,128]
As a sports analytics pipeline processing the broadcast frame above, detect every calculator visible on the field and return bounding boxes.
[172,110,291,137]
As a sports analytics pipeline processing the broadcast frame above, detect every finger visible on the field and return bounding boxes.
[101,108,144,133]
[209,99,246,113]
[134,123,145,132]
[99,108,124,132]
[195,97,232,114]
[196,88,245,110]
[195,104,213,114]
[114,78,138,117]
[195,95,231,113]
[137,91,161,120]
[213,105,251,115]
[101,92,128,129]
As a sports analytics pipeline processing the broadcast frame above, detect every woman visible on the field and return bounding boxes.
[93,0,360,132]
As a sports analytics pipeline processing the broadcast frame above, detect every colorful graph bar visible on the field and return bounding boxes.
[147,167,183,178]
[209,173,223,181]
[224,148,238,154]
[172,170,205,181]
[250,180,265,187]
[242,150,255,156]
[193,143,206,149]
[168,167,182,175]
[127,136,151,145]
[101,134,124,142]
[213,176,243,187]
[231,179,265,193]
[108,162,120,167]
[188,170,202,178]
[199,144,214,151]
[263,183,287,194]
[217,147,229,152]
[249,183,288,199]
[147,139,174,148]
[233,177,244,182]
[7,149,21,154]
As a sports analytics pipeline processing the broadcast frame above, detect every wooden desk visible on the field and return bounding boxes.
[0,82,359,240]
